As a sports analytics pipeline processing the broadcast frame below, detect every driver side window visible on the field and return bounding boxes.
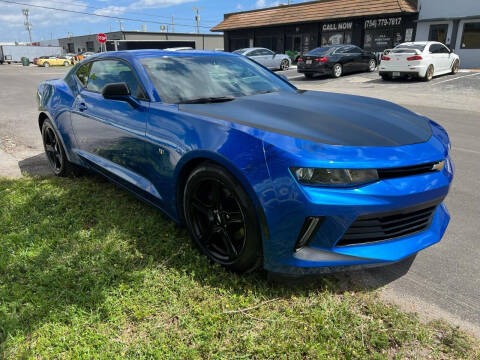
[86,59,147,100]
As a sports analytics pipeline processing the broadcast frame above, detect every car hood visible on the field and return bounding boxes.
[179,90,432,147]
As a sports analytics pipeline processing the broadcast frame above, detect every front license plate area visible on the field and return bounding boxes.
[392,72,401,77]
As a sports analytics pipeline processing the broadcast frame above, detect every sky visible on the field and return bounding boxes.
[0,0,312,43]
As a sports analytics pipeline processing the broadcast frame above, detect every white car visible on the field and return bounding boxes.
[379,41,460,81]
[233,47,291,71]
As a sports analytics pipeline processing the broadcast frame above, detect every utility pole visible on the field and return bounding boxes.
[118,20,124,31]
[171,15,175,33]
[22,8,32,43]
[193,7,200,34]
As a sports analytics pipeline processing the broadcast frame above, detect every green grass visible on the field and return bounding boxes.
[0,176,478,359]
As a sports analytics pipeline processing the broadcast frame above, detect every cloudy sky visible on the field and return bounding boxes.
[0,0,311,42]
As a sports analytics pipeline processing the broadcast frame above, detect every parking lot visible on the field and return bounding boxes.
[1,63,479,335]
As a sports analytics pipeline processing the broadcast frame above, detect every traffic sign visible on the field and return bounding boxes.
[97,33,107,43]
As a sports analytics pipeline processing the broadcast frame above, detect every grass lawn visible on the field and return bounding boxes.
[0,176,478,359]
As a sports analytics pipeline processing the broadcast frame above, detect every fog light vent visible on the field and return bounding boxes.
[294,216,325,251]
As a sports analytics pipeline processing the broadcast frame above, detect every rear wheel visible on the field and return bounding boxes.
[41,119,77,176]
[280,59,289,71]
[332,63,342,78]
[63,61,69,66]
[368,59,376,72]
[451,60,459,75]
[304,73,314,79]
[183,163,262,273]
[43,62,50,68]
[423,65,434,81]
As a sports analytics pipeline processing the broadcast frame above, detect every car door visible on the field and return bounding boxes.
[247,49,272,68]
[260,48,276,68]
[71,59,151,187]
[346,46,365,71]
[437,43,453,71]
[428,43,448,73]
[334,47,353,72]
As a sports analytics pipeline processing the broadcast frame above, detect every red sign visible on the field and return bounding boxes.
[97,33,107,43]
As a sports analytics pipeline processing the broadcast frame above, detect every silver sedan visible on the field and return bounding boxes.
[233,47,291,71]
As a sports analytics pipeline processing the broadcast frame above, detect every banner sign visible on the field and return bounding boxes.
[322,22,353,32]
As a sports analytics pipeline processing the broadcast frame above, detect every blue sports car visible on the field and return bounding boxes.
[37,50,453,276]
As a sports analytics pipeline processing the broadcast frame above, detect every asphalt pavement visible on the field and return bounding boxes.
[1,63,479,336]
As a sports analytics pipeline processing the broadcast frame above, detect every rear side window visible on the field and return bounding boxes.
[86,59,147,100]
[306,47,332,55]
[75,63,91,86]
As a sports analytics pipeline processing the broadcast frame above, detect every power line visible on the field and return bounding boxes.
[0,0,214,30]
[28,0,220,24]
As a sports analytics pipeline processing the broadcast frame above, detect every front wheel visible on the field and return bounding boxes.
[183,163,262,273]
[64,61,69,66]
[368,59,376,72]
[42,119,77,176]
[332,63,342,78]
[280,59,290,71]
[43,62,50,68]
[451,60,459,75]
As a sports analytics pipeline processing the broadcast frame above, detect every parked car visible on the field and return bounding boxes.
[164,47,194,51]
[37,50,453,276]
[73,52,96,62]
[233,47,291,70]
[378,41,460,81]
[297,45,377,78]
[33,56,50,65]
[36,55,71,67]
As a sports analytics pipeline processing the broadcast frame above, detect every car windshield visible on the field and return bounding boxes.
[306,47,333,56]
[393,44,426,52]
[141,55,295,104]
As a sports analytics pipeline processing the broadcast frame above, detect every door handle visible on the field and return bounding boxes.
[78,102,88,112]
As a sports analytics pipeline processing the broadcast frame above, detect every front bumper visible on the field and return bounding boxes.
[260,125,453,275]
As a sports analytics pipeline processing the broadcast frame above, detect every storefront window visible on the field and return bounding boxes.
[461,22,480,49]
[320,21,352,46]
[230,38,250,51]
[428,24,448,44]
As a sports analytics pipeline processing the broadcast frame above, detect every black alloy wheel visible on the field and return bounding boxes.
[184,164,262,273]
[42,119,75,176]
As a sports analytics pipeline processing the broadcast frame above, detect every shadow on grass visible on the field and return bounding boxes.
[0,172,415,348]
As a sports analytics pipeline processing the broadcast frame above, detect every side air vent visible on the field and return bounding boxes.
[294,216,325,251]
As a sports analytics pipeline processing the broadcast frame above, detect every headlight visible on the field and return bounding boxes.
[291,167,379,187]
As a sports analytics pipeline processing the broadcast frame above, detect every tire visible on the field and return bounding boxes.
[304,73,314,79]
[183,163,262,273]
[41,119,77,177]
[332,63,342,78]
[451,60,459,75]
[280,59,289,71]
[423,65,434,81]
[44,62,50,68]
[64,61,69,66]
[368,59,377,72]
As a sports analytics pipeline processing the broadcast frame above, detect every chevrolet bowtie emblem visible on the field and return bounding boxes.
[432,161,445,171]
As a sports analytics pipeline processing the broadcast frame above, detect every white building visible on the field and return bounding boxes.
[415,0,480,68]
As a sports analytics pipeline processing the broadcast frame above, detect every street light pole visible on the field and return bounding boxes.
[22,8,32,43]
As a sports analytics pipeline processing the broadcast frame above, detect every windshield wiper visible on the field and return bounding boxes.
[179,96,235,104]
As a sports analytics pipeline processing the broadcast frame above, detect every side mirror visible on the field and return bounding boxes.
[102,82,139,108]
[102,82,130,98]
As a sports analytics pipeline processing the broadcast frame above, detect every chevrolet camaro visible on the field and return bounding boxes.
[37,50,453,276]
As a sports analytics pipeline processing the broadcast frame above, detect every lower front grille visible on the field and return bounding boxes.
[336,200,441,247]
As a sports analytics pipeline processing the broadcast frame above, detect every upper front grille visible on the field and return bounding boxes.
[336,200,441,247]
[377,162,440,180]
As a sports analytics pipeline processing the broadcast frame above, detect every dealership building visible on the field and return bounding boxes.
[415,0,480,68]
[58,31,224,54]
[211,0,418,55]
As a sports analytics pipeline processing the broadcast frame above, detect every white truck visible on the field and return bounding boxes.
[0,45,63,64]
